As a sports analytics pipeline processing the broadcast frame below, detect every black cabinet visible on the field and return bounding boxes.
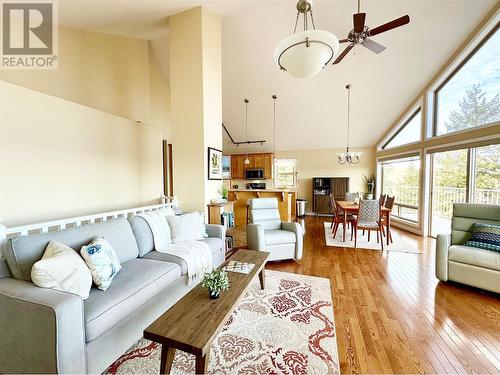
[312,177,349,214]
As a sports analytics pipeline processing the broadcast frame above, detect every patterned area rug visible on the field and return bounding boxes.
[105,270,339,374]
[324,222,420,253]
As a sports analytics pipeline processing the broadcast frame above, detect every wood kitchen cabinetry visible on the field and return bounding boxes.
[230,153,274,180]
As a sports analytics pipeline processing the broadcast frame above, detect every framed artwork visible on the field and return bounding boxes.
[222,155,231,179]
[208,147,223,180]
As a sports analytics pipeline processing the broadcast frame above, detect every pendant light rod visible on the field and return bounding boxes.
[222,124,265,146]
[244,99,249,161]
[272,95,278,154]
[346,84,351,148]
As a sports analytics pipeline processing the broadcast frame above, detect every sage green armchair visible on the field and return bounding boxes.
[436,203,500,293]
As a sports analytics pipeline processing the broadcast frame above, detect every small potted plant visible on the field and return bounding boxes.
[201,269,230,299]
[363,174,376,199]
[218,185,229,201]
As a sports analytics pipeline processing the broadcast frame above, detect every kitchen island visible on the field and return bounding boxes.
[227,189,296,227]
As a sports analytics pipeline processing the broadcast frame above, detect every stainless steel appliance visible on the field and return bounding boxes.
[245,168,264,180]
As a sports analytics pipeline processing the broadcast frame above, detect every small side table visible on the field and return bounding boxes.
[207,201,234,225]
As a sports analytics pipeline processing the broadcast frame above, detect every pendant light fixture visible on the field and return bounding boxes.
[337,84,362,165]
[272,94,278,165]
[244,99,250,165]
[274,0,339,79]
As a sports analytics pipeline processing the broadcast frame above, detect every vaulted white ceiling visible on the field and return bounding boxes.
[56,0,497,153]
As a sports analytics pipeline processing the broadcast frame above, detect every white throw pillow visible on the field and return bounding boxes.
[80,237,121,291]
[31,241,92,299]
[167,212,207,243]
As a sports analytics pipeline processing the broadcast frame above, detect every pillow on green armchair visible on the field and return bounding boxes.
[464,223,500,253]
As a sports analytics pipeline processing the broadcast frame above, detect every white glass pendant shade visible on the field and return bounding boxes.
[274,30,339,79]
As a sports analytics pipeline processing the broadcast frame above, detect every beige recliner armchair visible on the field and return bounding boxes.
[436,203,500,293]
[247,198,303,261]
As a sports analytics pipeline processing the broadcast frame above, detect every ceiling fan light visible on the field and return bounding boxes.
[274,30,339,79]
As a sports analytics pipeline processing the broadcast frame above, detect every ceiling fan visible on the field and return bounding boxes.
[333,0,410,64]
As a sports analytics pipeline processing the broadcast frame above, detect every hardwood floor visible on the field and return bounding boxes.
[230,217,500,374]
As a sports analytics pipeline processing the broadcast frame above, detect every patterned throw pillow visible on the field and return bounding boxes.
[464,223,500,253]
[81,237,121,290]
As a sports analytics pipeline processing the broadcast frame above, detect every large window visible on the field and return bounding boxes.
[473,144,500,204]
[382,109,421,149]
[381,156,420,222]
[435,26,500,136]
[430,149,468,236]
[274,159,297,188]
[430,143,500,236]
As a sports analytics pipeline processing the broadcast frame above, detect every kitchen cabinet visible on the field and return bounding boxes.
[263,154,273,179]
[230,153,274,180]
[230,155,244,179]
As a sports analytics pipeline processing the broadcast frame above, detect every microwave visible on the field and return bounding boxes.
[245,168,264,180]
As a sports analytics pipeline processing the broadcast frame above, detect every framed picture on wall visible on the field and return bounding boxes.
[208,147,223,180]
[222,155,231,179]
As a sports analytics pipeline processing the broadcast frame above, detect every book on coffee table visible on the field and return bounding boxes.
[222,260,255,274]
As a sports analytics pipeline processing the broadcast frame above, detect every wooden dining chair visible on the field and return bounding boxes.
[382,196,395,243]
[354,199,384,250]
[328,193,336,228]
[332,198,356,240]
[345,192,359,202]
[379,194,387,207]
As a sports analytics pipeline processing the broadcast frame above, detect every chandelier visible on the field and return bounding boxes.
[274,0,339,79]
[337,84,362,165]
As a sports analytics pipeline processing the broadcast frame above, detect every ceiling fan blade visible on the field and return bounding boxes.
[369,15,410,36]
[363,38,386,54]
[339,38,350,43]
[353,12,366,33]
[332,44,354,65]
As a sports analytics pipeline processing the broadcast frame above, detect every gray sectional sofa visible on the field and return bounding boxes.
[0,216,225,374]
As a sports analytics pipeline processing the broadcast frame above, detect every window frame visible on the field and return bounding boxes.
[382,107,422,150]
[379,154,421,224]
[274,159,297,189]
[432,22,500,138]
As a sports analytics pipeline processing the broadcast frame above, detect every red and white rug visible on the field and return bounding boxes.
[105,270,339,374]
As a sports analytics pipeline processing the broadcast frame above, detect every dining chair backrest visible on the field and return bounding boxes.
[345,192,359,202]
[385,196,395,210]
[358,199,380,224]
[379,194,386,207]
[329,193,336,213]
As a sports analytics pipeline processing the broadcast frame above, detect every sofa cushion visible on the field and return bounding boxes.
[264,230,296,246]
[143,238,224,275]
[5,218,139,282]
[84,258,181,342]
[448,245,500,272]
[128,216,155,257]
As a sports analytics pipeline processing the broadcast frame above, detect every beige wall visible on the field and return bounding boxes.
[0,27,151,122]
[276,147,375,212]
[0,27,170,226]
[170,7,222,212]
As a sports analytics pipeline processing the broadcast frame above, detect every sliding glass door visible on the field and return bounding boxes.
[473,144,500,205]
[430,149,468,236]
[430,144,500,237]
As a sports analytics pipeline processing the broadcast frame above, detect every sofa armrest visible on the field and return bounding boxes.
[436,234,451,281]
[205,224,226,240]
[0,278,86,374]
[281,222,304,260]
[247,224,265,251]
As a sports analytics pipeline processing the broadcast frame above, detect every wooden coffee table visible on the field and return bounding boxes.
[144,249,269,374]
